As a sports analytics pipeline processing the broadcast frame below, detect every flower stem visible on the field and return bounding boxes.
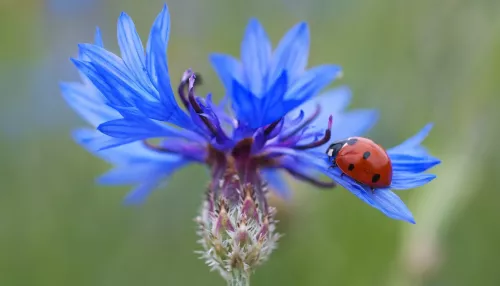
[227,270,250,286]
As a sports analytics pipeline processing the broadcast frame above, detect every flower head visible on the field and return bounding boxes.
[60,2,434,283]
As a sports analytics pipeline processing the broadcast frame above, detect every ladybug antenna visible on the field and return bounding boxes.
[280,104,321,142]
[294,115,333,150]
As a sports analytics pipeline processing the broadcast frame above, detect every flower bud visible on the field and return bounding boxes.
[196,169,280,284]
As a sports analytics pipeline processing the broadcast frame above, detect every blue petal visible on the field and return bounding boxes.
[261,168,291,199]
[314,86,353,113]
[92,63,155,109]
[391,172,436,190]
[265,147,327,167]
[287,86,351,127]
[124,180,161,205]
[149,28,195,130]
[108,104,146,119]
[73,129,182,164]
[70,59,119,105]
[78,43,156,105]
[97,117,202,143]
[73,128,137,159]
[388,123,434,155]
[78,27,104,61]
[77,29,104,82]
[78,44,157,105]
[146,4,170,86]
[99,164,167,185]
[270,22,310,82]
[251,128,266,153]
[390,153,441,173]
[121,159,190,205]
[117,12,153,92]
[231,78,258,122]
[329,109,379,142]
[94,27,104,48]
[60,82,119,127]
[326,168,415,223]
[131,98,179,122]
[118,158,189,205]
[368,188,415,223]
[73,127,191,205]
[78,43,136,89]
[98,157,186,185]
[210,54,244,93]
[241,18,272,94]
[258,71,290,126]
[285,64,342,101]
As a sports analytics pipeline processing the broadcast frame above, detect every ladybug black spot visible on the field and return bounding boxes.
[347,138,358,145]
[371,174,381,183]
[348,164,355,171]
[363,151,371,160]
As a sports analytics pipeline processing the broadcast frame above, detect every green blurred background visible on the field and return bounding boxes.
[1,0,499,285]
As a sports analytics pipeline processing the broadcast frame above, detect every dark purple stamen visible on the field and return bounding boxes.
[280,104,321,141]
[175,69,223,140]
[187,74,203,112]
[145,70,226,153]
[186,73,223,139]
[177,70,192,109]
[293,115,333,150]
[264,118,283,137]
[283,166,337,188]
[178,69,203,109]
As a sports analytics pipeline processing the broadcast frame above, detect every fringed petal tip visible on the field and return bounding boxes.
[388,123,437,156]
[388,123,441,190]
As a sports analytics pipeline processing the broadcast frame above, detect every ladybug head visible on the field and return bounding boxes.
[326,140,347,158]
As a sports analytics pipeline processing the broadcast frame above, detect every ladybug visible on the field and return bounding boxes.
[326,137,392,190]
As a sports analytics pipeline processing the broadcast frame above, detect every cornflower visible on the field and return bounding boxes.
[61,3,440,285]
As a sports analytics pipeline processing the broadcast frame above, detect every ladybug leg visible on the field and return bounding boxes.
[328,160,338,170]
[370,187,375,194]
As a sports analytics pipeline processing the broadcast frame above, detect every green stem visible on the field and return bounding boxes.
[227,269,250,286]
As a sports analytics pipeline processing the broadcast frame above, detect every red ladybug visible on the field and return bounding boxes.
[326,137,392,190]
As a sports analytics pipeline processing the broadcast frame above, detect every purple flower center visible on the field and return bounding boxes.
[143,69,337,202]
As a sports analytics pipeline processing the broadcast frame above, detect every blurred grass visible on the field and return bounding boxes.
[0,0,499,285]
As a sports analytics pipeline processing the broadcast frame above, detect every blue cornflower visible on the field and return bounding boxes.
[62,3,377,205]
[61,2,439,282]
